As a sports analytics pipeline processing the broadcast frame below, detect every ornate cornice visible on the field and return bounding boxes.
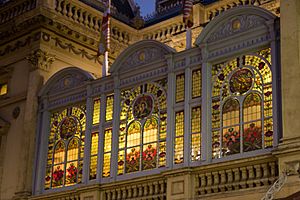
[26,49,56,72]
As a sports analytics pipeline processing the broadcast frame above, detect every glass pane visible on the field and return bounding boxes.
[89,132,98,180]
[127,121,141,147]
[174,111,184,164]
[106,95,114,121]
[175,111,184,137]
[191,106,201,161]
[176,73,185,103]
[92,98,100,125]
[174,137,184,164]
[104,129,112,153]
[142,143,157,170]
[117,150,125,175]
[67,139,79,162]
[103,153,111,177]
[0,83,7,95]
[143,117,158,144]
[126,147,140,173]
[243,121,262,152]
[52,164,64,188]
[158,141,166,167]
[192,69,201,98]
[66,162,78,185]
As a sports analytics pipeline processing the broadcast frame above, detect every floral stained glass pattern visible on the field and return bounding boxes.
[211,48,274,158]
[118,80,167,175]
[45,105,86,189]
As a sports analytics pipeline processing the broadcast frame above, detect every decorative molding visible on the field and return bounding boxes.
[174,58,186,69]
[0,32,41,57]
[122,47,166,70]
[26,49,56,72]
[48,91,87,110]
[208,34,270,60]
[207,15,265,43]
[120,67,168,87]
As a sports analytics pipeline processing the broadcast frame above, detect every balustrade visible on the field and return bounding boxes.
[196,161,278,196]
[104,179,167,200]
[0,0,36,24]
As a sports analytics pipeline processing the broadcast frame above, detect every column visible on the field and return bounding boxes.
[166,54,175,169]
[184,62,191,167]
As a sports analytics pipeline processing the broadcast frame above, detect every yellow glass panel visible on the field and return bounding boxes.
[0,83,7,95]
[192,69,201,98]
[176,74,185,103]
[143,117,158,144]
[54,142,65,164]
[67,139,79,161]
[243,93,261,122]
[174,110,184,164]
[106,95,114,121]
[175,111,184,137]
[117,150,125,175]
[104,129,112,153]
[89,132,98,180]
[89,155,97,180]
[223,98,240,128]
[127,121,141,147]
[103,153,111,177]
[174,137,184,164]
[191,106,201,161]
[93,98,100,125]
[191,134,201,161]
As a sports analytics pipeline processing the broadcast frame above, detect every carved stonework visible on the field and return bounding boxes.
[26,49,55,72]
[123,47,167,70]
[207,15,265,43]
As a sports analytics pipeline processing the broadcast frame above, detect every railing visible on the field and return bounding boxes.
[55,0,101,32]
[261,172,287,200]
[195,160,278,196]
[0,0,36,24]
[103,179,167,200]
[143,22,186,42]
[205,0,278,23]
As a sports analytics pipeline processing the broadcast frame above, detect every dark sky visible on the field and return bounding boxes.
[135,0,155,16]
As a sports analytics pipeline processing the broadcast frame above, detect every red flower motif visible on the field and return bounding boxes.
[52,166,64,185]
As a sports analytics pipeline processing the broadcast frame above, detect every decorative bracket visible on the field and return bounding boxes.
[26,49,56,72]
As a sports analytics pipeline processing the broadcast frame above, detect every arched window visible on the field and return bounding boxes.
[45,105,86,189]
[118,81,167,175]
[212,48,273,158]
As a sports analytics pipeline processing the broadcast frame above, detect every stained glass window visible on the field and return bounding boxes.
[211,48,273,159]
[192,69,201,98]
[103,128,112,177]
[45,105,86,189]
[176,74,185,103]
[93,98,100,125]
[191,106,201,161]
[106,95,114,121]
[118,80,167,175]
[0,83,7,96]
[89,132,98,180]
[174,110,184,164]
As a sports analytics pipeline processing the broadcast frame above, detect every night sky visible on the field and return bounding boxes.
[135,0,155,16]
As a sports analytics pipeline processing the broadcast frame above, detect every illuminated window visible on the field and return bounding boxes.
[103,128,112,177]
[176,74,185,103]
[45,105,86,189]
[192,69,201,98]
[174,111,184,164]
[0,83,7,96]
[118,80,167,175]
[89,132,98,180]
[106,95,114,121]
[191,106,201,161]
[93,98,100,125]
[211,48,273,159]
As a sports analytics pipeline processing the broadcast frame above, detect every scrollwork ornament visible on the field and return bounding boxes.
[26,49,56,72]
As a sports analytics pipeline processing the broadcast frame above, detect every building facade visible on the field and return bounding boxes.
[0,0,300,200]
